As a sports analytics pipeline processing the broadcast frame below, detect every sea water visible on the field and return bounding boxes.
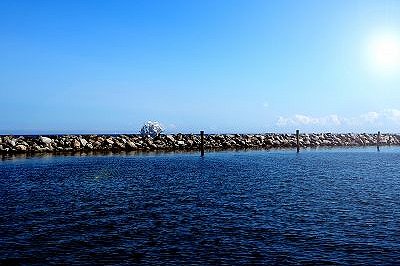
[1,147,400,265]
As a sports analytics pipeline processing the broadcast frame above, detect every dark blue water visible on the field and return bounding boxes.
[1,147,400,265]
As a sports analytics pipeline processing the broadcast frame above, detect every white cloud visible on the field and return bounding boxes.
[276,109,400,128]
[294,114,319,125]
[360,111,379,123]
[167,123,177,129]
[277,116,290,126]
[384,109,400,123]
[329,114,341,125]
[277,114,342,126]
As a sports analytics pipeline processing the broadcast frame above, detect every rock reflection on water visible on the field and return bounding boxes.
[1,148,400,265]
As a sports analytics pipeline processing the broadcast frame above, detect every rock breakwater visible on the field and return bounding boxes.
[1,133,399,154]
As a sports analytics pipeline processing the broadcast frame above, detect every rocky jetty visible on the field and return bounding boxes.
[1,133,399,155]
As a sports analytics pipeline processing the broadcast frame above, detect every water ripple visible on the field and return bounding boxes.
[1,148,400,265]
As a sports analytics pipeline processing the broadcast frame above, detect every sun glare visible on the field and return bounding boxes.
[367,33,400,74]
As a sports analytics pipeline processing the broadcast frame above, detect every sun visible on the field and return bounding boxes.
[367,33,400,74]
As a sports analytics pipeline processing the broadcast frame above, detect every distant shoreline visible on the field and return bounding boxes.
[1,133,399,155]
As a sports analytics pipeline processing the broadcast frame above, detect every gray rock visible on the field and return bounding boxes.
[19,141,29,146]
[115,141,125,149]
[93,141,101,148]
[126,141,137,149]
[80,138,88,147]
[321,140,330,145]
[39,136,52,145]
[166,135,175,142]
[16,145,27,151]
[72,139,81,149]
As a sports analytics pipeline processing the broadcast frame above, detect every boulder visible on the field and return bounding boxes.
[93,141,101,148]
[32,144,42,152]
[115,141,125,149]
[80,138,88,147]
[126,141,137,149]
[72,139,81,149]
[166,135,175,142]
[39,136,52,145]
[16,145,27,151]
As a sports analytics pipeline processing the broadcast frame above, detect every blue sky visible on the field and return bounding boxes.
[1,0,400,134]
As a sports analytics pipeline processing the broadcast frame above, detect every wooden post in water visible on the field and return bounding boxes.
[377,131,381,151]
[296,129,300,153]
[200,130,205,156]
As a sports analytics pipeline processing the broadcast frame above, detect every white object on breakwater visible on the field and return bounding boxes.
[140,121,164,138]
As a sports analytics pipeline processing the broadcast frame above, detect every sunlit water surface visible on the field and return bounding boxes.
[1,147,400,265]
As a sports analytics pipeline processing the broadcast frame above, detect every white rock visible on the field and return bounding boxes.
[73,139,81,148]
[80,138,88,147]
[126,141,137,149]
[16,145,27,151]
[39,136,52,144]
[140,121,164,138]
[166,135,175,142]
